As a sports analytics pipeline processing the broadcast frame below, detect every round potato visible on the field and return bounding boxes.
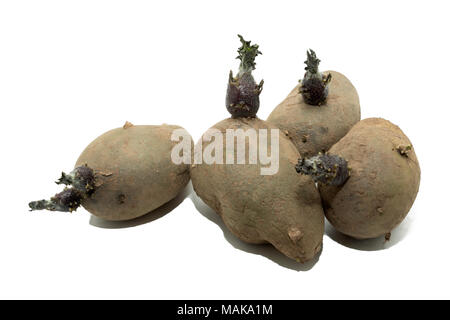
[75,123,192,221]
[319,118,421,239]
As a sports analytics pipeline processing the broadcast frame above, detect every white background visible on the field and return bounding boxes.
[0,0,448,299]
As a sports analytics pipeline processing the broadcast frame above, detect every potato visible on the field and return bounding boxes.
[297,118,421,239]
[267,50,360,157]
[29,122,192,221]
[191,118,324,262]
[191,36,324,263]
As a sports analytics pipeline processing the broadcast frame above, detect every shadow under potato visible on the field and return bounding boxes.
[189,191,321,271]
[89,183,192,229]
[88,178,410,263]
[325,217,412,251]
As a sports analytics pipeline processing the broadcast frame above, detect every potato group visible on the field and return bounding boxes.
[191,118,324,262]
[319,118,420,239]
[267,70,360,157]
[29,35,421,266]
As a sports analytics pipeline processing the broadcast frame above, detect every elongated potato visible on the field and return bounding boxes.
[191,36,324,263]
[191,117,324,262]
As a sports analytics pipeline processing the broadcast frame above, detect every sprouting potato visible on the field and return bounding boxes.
[190,36,324,262]
[296,118,421,239]
[267,50,360,157]
[29,122,192,221]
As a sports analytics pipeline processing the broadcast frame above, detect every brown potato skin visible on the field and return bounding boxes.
[267,71,360,157]
[76,124,192,221]
[320,118,421,239]
[191,118,324,263]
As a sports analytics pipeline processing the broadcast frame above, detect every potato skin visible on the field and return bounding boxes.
[191,118,324,262]
[267,71,360,157]
[76,124,192,221]
[320,118,421,239]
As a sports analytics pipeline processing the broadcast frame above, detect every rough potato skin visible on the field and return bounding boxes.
[76,124,192,221]
[319,118,421,239]
[267,71,360,157]
[191,118,324,262]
